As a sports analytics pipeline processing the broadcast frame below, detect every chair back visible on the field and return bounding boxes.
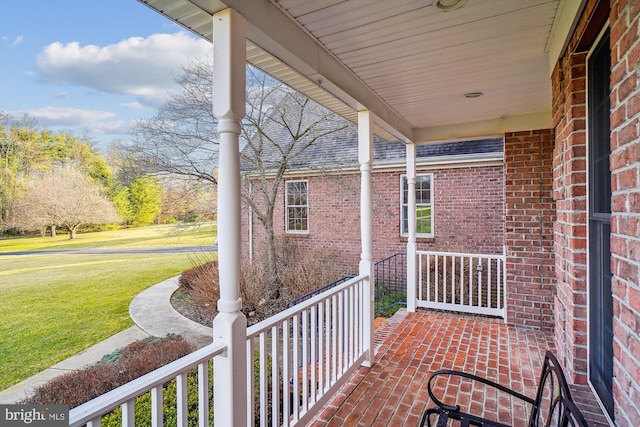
[528,351,588,427]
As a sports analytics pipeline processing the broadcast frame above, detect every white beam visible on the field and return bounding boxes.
[413,112,553,143]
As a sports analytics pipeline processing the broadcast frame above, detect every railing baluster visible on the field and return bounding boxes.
[197,362,208,427]
[122,399,135,427]
[325,298,331,391]
[434,255,439,303]
[500,256,504,310]
[468,256,473,307]
[87,418,101,427]
[317,301,324,395]
[348,285,354,364]
[282,320,290,426]
[488,258,493,308]
[292,314,300,421]
[451,256,456,305]
[272,324,281,427]
[477,256,483,308]
[443,254,448,304]
[302,309,309,414]
[428,254,432,302]
[176,372,187,427]
[246,339,254,426]
[337,292,346,375]
[332,294,338,383]
[310,304,317,404]
[460,256,465,306]
[358,281,362,355]
[259,332,267,426]
[500,246,507,321]
[151,385,163,427]
[418,255,424,302]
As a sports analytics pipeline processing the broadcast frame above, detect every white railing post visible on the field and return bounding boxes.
[212,9,247,427]
[358,110,374,366]
[502,245,508,323]
[406,142,417,312]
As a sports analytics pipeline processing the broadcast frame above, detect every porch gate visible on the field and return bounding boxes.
[416,249,506,320]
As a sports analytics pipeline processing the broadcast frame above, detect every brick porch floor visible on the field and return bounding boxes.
[306,309,609,427]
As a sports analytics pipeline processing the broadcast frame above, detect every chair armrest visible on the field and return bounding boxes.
[427,369,536,412]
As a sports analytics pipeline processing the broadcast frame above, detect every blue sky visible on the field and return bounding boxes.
[0,0,211,150]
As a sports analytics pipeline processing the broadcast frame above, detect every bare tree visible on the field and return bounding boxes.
[125,58,349,299]
[125,58,219,185]
[240,67,349,295]
[12,169,120,239]
[158,177,216,223]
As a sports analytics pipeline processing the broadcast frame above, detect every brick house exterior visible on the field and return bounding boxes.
[242,138,504,273]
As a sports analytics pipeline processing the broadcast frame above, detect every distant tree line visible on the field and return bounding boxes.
[0,114,215,239]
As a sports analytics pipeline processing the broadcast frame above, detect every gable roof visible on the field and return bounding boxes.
[241,125,503,174]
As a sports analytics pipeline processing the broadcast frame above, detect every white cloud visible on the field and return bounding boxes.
[24,106,115,125]
[36,32,211,108]
[1,35,24,46]
[121,101,146,110]
[18,106,131,139]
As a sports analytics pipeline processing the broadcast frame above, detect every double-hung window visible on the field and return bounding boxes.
[400,173,433,237]
[286,180,308,233]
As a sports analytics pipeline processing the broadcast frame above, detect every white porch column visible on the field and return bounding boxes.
[358,110,375,367]
[406,143,417,312]
[211,8,247,427]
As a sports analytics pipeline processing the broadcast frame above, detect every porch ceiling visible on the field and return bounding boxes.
[138,0,577,143]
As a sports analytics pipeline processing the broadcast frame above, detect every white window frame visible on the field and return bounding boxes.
[400,173,434,238]
[285,180,309,234]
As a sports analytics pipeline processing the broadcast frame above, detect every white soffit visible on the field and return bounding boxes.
[139,0,562,142]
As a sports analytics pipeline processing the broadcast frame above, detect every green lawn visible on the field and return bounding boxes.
[0,223,217,252]
[0,224,217,391]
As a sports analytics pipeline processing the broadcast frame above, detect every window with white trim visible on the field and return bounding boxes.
[286,180,308,233]
[400,173,433,237]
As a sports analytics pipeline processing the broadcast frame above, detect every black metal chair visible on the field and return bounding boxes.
[419,350,589,427]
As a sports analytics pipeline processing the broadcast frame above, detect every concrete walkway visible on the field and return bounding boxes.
[0,276,212,404]
[128,276,212,347]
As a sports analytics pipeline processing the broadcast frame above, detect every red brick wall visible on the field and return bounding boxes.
[609,1,640,425]
[551,1,640,424]
[504,130,556,330]
[243,164,504,274]
[552,48,590,385]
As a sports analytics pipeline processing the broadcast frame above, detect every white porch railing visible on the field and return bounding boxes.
[68,274,370,426]
[247,273,369,426]
[416,249,506,320]
[69,341,226,426]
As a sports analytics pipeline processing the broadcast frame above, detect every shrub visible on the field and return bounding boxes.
[179,254,219,308]
[276,239,350,301]
[99,350,273,426]
[21,335,193,409]
[100,364,212,427]
[177,238,351,325]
